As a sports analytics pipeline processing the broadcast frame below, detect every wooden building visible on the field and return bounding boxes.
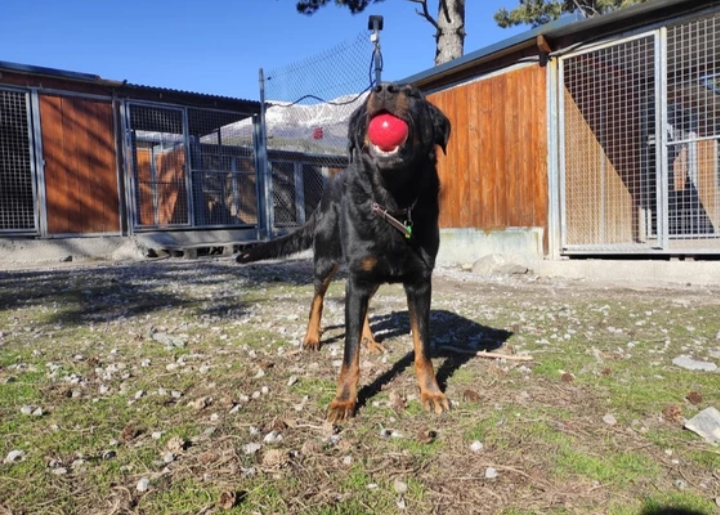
[0,61,268,253]
[402,0,720,260]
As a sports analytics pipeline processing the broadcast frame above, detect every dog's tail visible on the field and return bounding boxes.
[236,211,318,264]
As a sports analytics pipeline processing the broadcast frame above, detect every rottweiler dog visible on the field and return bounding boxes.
[237,83,451,422]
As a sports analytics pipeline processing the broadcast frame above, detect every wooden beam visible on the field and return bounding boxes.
[537,34,552,55]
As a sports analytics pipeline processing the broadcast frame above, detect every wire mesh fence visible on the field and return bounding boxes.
[126,104,258,230]
[561,9,720,253]
[666,12,720,247]
[263,30,375,227]
[0,88,36,232]
[562,35,658,250]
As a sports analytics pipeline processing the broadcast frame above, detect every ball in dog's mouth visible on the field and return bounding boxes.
[368,113,409,154]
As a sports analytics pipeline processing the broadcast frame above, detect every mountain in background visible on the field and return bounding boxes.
[228,92,367,155]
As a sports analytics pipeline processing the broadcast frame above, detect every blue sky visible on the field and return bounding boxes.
[1,0,526,101]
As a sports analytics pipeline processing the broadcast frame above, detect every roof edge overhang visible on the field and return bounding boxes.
[401,0,720,90]
[0,60,262,112]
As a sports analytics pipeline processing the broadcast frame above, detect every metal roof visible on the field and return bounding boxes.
[0,60,103,83]
[122,82,259,105]
[0,60,261,110]
[400,0,720,88]
[399,14,581,87]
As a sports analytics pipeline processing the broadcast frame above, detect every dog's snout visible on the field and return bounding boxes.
[373,83,399,96]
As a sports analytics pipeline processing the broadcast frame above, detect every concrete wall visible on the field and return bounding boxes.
[437,227,544,265]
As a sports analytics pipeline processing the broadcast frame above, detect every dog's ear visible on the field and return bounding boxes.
[347,103,367,162]
[429,104,451,155]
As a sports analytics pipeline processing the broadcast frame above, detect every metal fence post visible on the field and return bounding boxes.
[256,68,273,240]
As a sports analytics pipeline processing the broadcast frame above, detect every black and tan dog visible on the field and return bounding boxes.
[237,83,451,423]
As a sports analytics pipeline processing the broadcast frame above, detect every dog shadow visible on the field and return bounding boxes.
[325,309,514,410]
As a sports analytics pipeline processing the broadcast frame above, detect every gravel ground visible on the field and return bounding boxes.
[1,257,719,515]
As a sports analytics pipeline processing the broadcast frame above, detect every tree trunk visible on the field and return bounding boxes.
[435,0,466,65]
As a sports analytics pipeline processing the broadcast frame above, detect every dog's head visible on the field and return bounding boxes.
[348,83,450,174]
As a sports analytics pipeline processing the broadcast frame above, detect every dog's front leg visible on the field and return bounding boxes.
[405,280,450,414]
[326,277,370,423]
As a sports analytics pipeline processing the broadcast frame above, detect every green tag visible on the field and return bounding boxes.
[405,224,413,239]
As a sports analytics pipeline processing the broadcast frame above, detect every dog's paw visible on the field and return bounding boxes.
[421,392,451,414]
[362,337,386,354]
[302,337,321,352]
[326,398,356,423]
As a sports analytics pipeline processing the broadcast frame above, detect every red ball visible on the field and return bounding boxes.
[368,113,409,151]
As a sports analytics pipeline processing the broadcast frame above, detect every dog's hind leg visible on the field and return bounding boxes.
[361,287,386,354]
[302,261,338,351]
[405,280,450,414]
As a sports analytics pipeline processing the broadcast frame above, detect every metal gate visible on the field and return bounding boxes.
[125,103,258,230]
[0,88,37,233]
[560,11,720,254]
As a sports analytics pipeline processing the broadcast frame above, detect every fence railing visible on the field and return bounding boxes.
[261,30,376,231]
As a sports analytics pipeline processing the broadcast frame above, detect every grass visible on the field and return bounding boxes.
[0,259,719,514]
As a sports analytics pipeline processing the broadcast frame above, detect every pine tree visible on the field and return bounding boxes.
[494,0,650,28]
[295,0,466,65]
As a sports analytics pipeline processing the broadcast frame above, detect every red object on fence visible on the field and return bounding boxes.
[313,127,323,140]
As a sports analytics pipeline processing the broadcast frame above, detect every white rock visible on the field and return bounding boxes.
[672,355,717,372]
[136,477,150,492]
[470,440,484,453]
[264,431,283,444]
[485,467,499,479]
[684,407,720,443]
[244,442,262,455]
[4,450,25,464]
[393,479,408,494]
[602,414,618,426]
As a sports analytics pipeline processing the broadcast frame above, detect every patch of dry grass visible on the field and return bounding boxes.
[0,259,719,514]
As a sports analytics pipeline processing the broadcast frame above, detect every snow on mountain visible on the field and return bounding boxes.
[229,92,368,154]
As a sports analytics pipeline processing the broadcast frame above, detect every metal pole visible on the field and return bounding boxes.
[257,68,273,240]
[368,15,384,86]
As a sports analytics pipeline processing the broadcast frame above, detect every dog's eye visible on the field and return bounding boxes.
[403,88,420,98]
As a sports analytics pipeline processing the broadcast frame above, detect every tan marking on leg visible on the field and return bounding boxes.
[408,304,449,414]
[302,264,338,351]
[327,354,361,423]
[361,313,386,354]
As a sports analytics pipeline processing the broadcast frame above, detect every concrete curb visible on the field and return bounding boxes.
[533,259,720,287]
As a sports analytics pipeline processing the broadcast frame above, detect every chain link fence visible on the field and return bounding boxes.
[263,30,376,228]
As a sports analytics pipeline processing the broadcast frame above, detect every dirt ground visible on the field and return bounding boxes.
[0,257,719,515]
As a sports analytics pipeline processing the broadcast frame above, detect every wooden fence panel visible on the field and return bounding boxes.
[428,65,548,248]
[40,94,119,234]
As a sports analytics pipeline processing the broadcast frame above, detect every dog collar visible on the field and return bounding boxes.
[371,199,418,239]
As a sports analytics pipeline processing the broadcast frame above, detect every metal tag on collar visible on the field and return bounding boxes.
[404,221,413,239]
[404,207,413,239]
